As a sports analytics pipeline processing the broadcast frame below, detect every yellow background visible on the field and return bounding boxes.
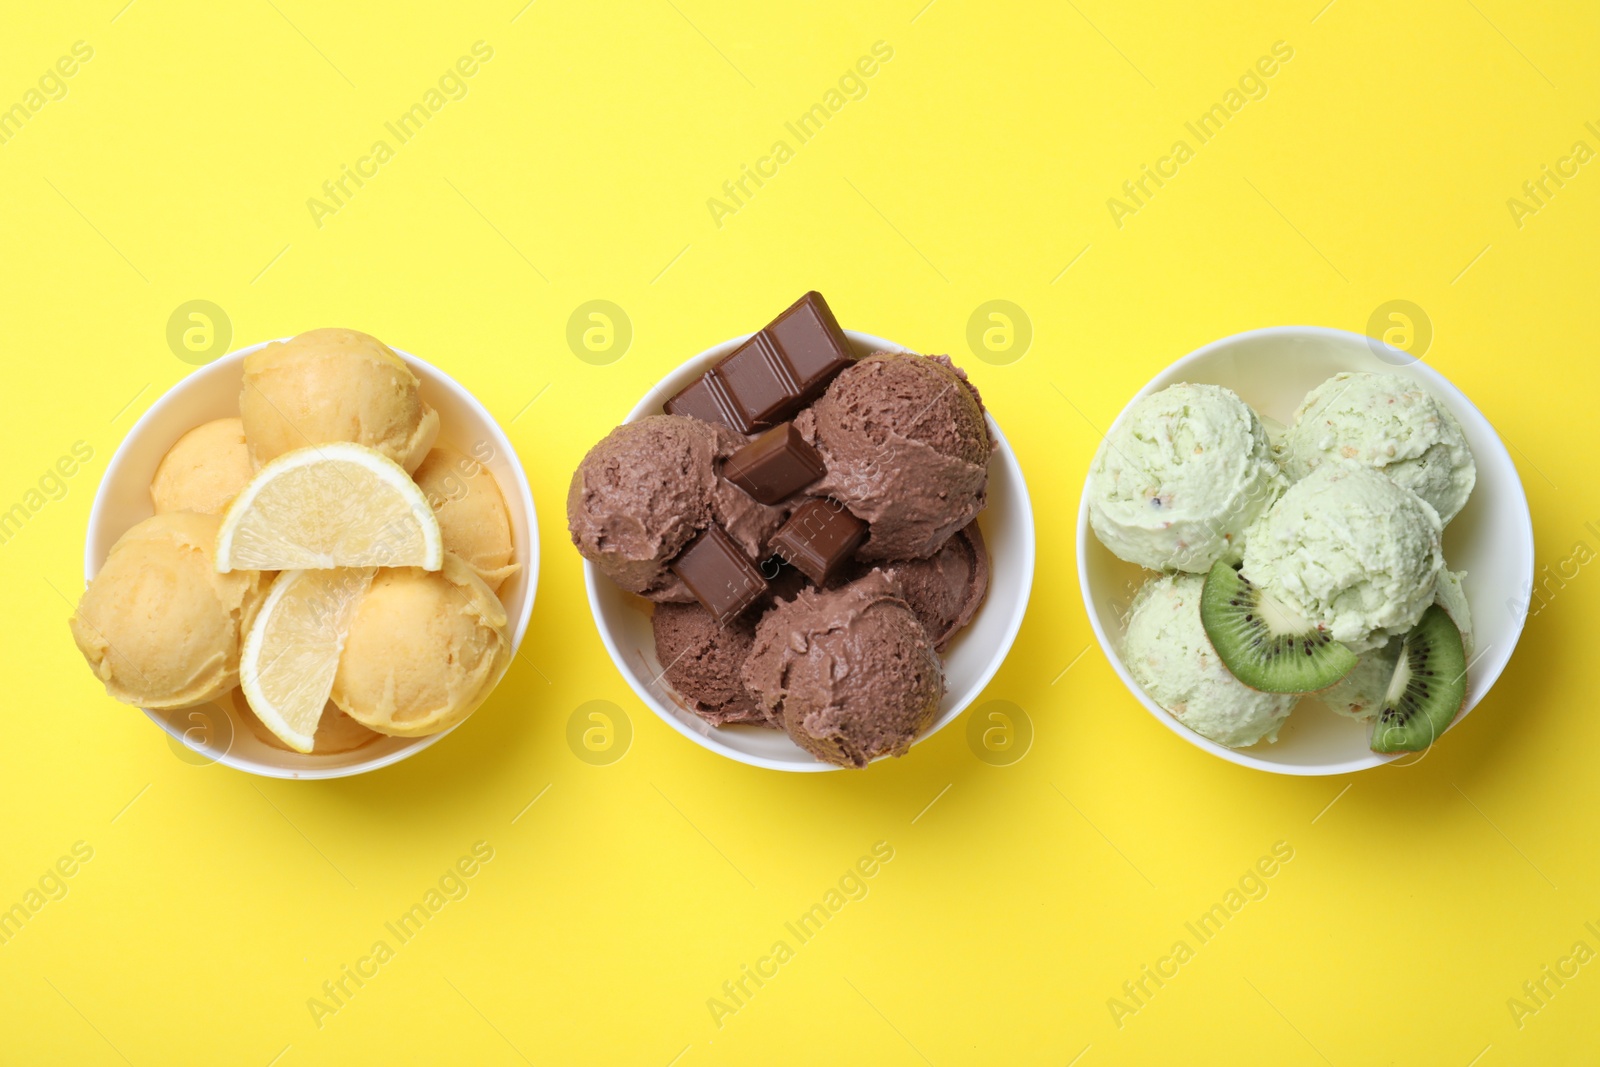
[2,1,1596,1063]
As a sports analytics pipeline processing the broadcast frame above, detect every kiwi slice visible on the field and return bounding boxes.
[1200,560,1357,693]
[1370,605,1468,753]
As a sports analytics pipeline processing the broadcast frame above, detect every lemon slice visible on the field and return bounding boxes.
[240,567,376,753]
[216,443,442,572]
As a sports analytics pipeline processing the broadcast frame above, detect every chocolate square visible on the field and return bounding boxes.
[663,375,739,429]
[767,290,853,392]
[769,498,867,585]
[661,291,854,434]
[722,422,826,505]
[670,524,768,622]
[716,333,795,430]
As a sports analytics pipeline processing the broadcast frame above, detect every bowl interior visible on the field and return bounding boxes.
[84,341,540,779]
[1076,326,1534,775]
[585,331,1036,771]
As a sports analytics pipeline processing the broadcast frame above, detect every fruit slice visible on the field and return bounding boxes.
[239,567,376,753]
[1370,605,1468,753]
[229,688,381,756]
[216,443,442,572]
[1200,559,1357,693]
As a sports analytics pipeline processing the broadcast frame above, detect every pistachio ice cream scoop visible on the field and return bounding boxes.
[1321,568,1473,722]
[1122,573,1297,748]
[1088,383,1285,572]
[1242,465,1444,652]
[1283,372,1475,524]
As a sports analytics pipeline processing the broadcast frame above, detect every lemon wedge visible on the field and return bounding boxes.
[239,567,376,753]
[216,443,442,572]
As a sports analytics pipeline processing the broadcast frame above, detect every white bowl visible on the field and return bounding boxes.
[1076,326,1534,776]
[584,331,1036,772]
[84,340,539,779]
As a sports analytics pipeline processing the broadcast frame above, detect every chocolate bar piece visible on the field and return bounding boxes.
[670,524,768,622]
[664,291,854,433]
[723,423,825,505]
[769,498,867,585]
[660,375,729,428]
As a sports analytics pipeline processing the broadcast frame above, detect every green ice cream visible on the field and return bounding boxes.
[1243,465,1444,652]
[1434,568,1473,656]
[1320,569,1471,721]
[1320,638,1400,722]
[1089,383,1286,572]
[1122,573,1297,747]
[1283,372,1475,524]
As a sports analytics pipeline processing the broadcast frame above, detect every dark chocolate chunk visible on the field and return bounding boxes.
[716,334,796,429]
[663,291,854,433]
[723,422,826,505]
[662,375,737,429]
[670,524,768,622]
[769,498,867,585]
[767,291,854,389]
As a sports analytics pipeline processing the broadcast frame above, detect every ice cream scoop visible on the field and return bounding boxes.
[1283,372,1476,524]
[1433,568,1472,656]
[240,328,439,473]
[331,554,510,737]
[567,415,785,601]
[797,352,992,561]
[69,512,267,709]
[743,571,943,767]
[858,521,989,650]
[1122,573,1297,747]
[1088,382,1285,572]
[1319,639,1400,722]
[651,602,771,727]
[1320,567,1473,721]
[1242,465,1444,651]
[150,417,253,515]
[413,445,517,591]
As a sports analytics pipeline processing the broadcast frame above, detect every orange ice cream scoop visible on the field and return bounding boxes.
[69,512,267,709]
[412,445,517,591]
[240,328,439,473]
[331,554,509,737]
[150,417,254,515]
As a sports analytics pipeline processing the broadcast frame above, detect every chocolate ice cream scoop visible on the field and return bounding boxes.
[651,602,774,728]
[863,521,989,651]
[743,571,944,768]
[796,352,992,561]
[567,415,786,601]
